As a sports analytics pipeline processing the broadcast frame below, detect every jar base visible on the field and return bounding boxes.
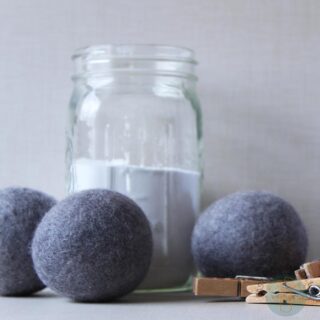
[135,276,193,293]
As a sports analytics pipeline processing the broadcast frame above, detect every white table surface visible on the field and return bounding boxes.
[0,289,317,320]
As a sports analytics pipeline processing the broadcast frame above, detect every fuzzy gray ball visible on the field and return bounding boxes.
[32,189,153,302]
[192,191,308,278]
[0,187,56,296]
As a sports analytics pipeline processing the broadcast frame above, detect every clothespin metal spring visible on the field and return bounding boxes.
[283,283,320,301]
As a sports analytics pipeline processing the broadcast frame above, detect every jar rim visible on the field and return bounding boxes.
[72,44,197,64]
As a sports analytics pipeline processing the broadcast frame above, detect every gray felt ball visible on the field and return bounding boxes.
[32,189,153,302]
[0,187,56,296]
[192,191,308,278]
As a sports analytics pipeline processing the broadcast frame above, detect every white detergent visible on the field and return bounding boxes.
[71,159,200,289]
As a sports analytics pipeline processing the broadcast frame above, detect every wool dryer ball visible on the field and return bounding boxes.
[192,191,308,278]
[0,187,56,296]
[32,189,153,302]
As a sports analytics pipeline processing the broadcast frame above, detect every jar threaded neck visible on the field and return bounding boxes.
[72,44,198,81]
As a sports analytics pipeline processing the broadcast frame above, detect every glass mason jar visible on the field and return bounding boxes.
[66,44,202,291]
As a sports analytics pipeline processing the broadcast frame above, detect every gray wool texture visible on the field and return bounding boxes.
[0,187,56,296]
[191,191,308,278]
[32,189,153,302]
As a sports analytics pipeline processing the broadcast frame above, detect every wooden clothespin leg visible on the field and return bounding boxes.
[193,276,268,299]
[246,260,320,306]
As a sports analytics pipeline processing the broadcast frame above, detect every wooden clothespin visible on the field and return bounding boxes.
[295,260,320,279]
[246,260,320,306]
[193,275,269,299]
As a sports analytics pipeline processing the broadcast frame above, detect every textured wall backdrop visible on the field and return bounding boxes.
[0,0,320,259]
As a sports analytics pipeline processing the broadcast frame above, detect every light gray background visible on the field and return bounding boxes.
[0,0,319,259]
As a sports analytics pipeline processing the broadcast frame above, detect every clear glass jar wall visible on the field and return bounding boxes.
[66,45,202,291]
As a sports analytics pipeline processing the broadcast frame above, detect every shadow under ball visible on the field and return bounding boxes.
[0,187,56,296]
[192,191,308,278]
[32,189,153,302]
